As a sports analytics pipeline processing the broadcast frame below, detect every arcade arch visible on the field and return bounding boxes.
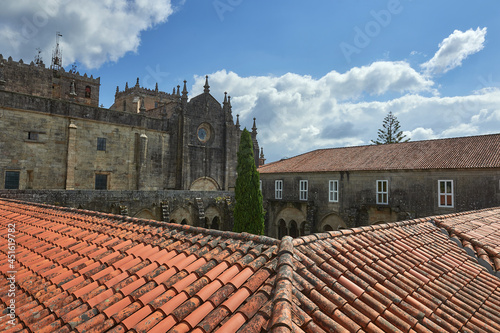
[275,207,307,238]
[170,207,192,226]
[133,209,155,220]
[320,213,347,232]
[204,206,222,230]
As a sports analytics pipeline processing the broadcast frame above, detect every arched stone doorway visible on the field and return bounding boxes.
[189,177,220,191]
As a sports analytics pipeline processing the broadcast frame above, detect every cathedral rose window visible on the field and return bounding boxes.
[197,123,212,143]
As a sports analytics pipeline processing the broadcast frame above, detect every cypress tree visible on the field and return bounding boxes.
[233,128,265,235]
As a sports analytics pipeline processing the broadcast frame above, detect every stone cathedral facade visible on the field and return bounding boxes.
[0,54,262,194]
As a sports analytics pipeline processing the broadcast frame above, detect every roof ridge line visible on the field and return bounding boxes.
[431,218,499,277]
[269,236,294,332]
[0,198,280,246]
[433,206,500,223]
[259,132,500,173]
[292,218,432,246]
[263,132,500,160]
[290,205,500,247]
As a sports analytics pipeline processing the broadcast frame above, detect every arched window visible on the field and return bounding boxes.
[181,219,188,225]
[212,216,220,230]
[323,224,334,232]
[300,221,307,237]
[85,85,91,98]
[289,220,299,238]
[278,219,287,239]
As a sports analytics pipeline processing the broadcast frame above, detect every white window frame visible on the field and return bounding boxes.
[275,180,283,199]
[329,180,339,202]
[438,180,454,207]
[299,180,308,201]
[376,180,388,204]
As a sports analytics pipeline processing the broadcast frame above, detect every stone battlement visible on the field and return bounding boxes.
[111,77,183,114]
[0,54,100,84]
[115,83,177,99]
[0,54,100,106]
[0,89,167,132]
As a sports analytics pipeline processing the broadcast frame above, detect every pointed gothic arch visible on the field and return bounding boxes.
[133,209,155,220]
[320,213,347,232]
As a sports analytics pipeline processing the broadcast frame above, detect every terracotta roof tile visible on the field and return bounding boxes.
[183,301,215,328]
[433,208,500,273]
[2,199,500,333]
[259,133,500,173]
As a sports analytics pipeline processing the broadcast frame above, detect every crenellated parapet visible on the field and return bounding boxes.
[0,54,100,106]
[110,77,182,114]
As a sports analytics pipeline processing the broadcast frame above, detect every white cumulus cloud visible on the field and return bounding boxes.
[0,0,176,68]
[421,27,487,76]
[191,67,500,162]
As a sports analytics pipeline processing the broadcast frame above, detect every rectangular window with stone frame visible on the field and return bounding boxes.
[5,171,20,189]
[28,132,39,141]
[97,137,106,151]
[95,174,108,190]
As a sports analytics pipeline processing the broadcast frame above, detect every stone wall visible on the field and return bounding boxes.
[0,90,165,131]
[181,91,242,191]
[0,54,100,106]
[0,93,173,191]
[0,189,235,230]
[261,168,500,237]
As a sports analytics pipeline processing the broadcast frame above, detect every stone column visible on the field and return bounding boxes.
[138,133,148,190]
[65,120,77,190]
[305,203,315,235]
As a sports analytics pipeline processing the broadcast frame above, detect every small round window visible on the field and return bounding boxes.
[197,123,212,143]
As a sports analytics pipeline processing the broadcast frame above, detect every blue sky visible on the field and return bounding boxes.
[1,0,500,162]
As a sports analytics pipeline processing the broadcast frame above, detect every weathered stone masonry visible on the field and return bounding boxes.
[0,189,234,229]
[0,55,262,228]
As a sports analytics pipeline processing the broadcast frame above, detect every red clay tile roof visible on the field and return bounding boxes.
[1,199,500,332]
[259,133,500,173]
[433,208,500,274]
